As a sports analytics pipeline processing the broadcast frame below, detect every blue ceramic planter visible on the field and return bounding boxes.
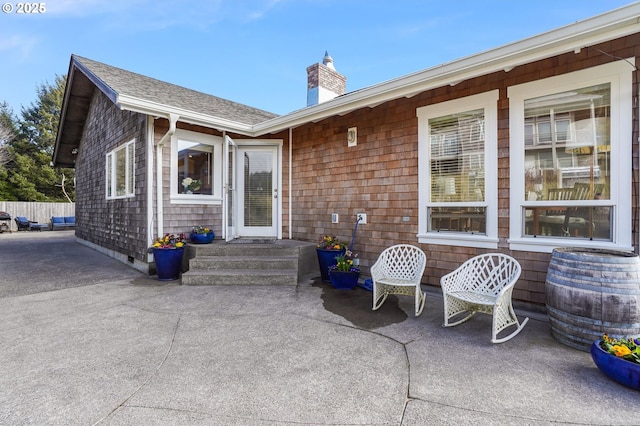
[316,248,345,282]
[190,231,215,244]
[328,270,360,290]
[591,340,640,390]
[153,247,184,281]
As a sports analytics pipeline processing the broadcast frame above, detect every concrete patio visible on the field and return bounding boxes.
[0,231,636,425]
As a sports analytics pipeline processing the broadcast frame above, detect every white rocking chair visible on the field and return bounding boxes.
[371,244,427,316]
[441,253,529,343]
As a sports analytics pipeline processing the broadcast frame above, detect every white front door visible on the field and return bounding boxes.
[237,145,279,237]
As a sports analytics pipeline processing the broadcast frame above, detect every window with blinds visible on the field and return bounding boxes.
[427,109,486,234]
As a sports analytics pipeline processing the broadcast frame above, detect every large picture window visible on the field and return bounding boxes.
[106,139,135,199]
[417,90,498,248]
[524,84,611,239]
[508,60,632,252]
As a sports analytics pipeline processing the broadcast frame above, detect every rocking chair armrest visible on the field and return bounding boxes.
[494,279,518,302]
[440,266,472,293]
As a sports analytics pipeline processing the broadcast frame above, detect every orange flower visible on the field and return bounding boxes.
[612,345,631,357]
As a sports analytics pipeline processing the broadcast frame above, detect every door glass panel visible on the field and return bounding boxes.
[243,151,272,227]
[227,147,234,228]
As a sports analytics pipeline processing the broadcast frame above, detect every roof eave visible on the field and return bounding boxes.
[72,55,118,105]
[117,95,256,136]
[254,5,640,135]
[52,62,76,167]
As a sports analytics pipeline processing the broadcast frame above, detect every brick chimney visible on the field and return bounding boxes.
[306,51,346,107]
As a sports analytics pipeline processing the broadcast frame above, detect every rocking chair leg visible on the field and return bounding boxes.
[415,290,426,316]
[491,317,530,344]
[443,310,476,327]
[372,292,388,311]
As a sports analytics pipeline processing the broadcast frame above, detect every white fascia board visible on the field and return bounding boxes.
[116,95,255,135]
[110,4,640,139]
[254,5,640,135]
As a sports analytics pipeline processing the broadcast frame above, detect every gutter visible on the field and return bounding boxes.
[118,95,256,135]
[113,11,640,140]
[251,13,640,136]
[155,113,179,238]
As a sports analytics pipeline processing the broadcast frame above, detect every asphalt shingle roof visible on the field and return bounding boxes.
[73,55,279,126]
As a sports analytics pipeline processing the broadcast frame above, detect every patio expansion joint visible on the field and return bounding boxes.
[404,397,554,424]
[92,313,183,425]
[291,310,413,425]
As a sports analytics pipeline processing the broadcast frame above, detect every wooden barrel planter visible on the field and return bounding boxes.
[545,247,640,351]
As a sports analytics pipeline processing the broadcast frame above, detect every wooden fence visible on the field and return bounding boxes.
[0,201,75,232]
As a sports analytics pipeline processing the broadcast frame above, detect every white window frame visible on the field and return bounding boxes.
[417,90,499,249]
[170,129,223,205]
[105,139,135,199]
[508,59,633,253]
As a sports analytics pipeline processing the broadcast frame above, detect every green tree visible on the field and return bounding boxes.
[0,103,17,200]
[4,75,75,202]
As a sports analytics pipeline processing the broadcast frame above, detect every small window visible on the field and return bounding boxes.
[178,139,213,195]
[170,130,223,204]
[106,139,135,199]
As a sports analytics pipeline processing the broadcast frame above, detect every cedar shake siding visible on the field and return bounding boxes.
[152,120,291,239]
[153,120,225,235]
[53,6,640,310]
[288,35,640,310]
[74,90,149,268]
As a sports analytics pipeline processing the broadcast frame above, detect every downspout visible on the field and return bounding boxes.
[289,127,293,240]
[155,113,179,238]
[146,117,155,252]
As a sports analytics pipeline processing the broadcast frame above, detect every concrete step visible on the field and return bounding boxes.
[181,269,298,286]
[182,240,318,286]
[190,243,299,257]
[189,255,298,270]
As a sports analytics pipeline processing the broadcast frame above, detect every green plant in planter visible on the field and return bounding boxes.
[317,235,347,251]
[150,233,187,249]
[191,225,212,234]
[330,249,360,273]
[601,334,640,364]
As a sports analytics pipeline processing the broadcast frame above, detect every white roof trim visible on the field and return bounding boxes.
[117,95,255,135]
[252,3,640,135]
[114,3,640,137]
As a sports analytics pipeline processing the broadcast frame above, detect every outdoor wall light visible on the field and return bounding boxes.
[347,127,357,147]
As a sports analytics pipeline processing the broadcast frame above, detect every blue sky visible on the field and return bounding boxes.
[0,0,635,116]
